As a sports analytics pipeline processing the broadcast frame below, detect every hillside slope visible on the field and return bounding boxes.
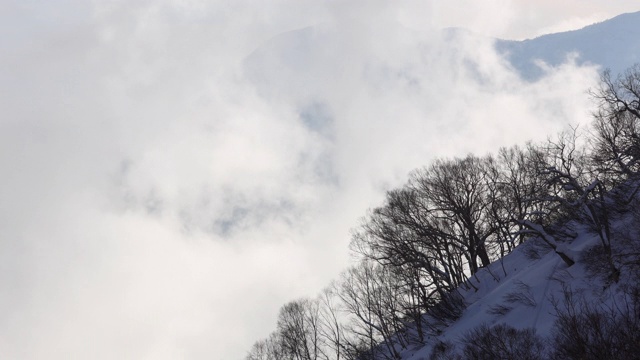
[497,11,640,79]
[244,12,640,360]
[397,211,640,359]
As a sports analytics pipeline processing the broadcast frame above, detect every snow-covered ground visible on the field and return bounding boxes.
[395,216,636,359]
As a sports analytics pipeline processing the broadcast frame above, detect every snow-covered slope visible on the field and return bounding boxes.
[497,11,640,80]
[395,215,638,359]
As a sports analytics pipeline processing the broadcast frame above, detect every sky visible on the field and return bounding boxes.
[1,1,639,359]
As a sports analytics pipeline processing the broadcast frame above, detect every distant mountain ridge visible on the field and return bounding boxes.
[497,11,640,79]
[246,11,640,91]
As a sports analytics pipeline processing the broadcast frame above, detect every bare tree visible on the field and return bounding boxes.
[351,187,465,295]
[246,332,284,360]
[589,65,640,183]
[412,155,495,274]
[512,130,592,267]
[489,145,549,252]
[318,285,347,360]
[590,109,640,181]
[592,65,640,121]
[277,298,327,360]
[337,262,405,360]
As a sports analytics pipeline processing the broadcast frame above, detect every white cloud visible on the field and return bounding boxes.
[0,1,620,359]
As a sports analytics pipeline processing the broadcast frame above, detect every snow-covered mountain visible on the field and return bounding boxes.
[497,11,640,80]
[246,11,640,88]
[244,11,640,360]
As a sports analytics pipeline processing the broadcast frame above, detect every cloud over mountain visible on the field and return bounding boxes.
[2,2,638,359]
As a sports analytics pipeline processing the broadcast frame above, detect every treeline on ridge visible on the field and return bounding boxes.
[246,64,640,360]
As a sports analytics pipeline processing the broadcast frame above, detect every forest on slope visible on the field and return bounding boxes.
[246,64,640,360]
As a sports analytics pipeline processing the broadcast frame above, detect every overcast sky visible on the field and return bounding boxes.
[1,1,639,359]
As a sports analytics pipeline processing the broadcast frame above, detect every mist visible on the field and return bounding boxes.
[2,1,636,359]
